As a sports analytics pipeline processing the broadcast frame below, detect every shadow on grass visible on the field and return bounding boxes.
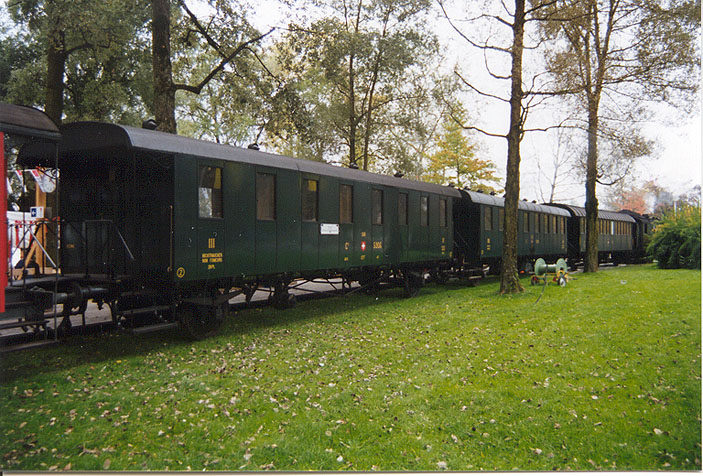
[0,279,491,382]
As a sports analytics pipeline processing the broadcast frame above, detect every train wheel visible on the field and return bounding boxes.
[270,282,295,309]
[431,270,449,285]
[178,302,224,340]
[403,271,424,298]
[359,272,380,295]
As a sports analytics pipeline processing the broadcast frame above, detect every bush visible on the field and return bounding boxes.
[647,205,701,269]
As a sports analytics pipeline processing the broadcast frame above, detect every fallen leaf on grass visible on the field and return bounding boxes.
[103,459,111,470]
[653,428,663,435]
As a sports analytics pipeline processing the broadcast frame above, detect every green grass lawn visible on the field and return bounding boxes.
[1,264,700,471]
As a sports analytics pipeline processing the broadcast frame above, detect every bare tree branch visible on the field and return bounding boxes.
[173,28,276,94]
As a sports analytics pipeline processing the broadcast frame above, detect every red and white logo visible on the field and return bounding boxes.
[360,241,367,251]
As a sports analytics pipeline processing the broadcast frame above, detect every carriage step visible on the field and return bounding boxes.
[1,339,59,353]
[130,322,179,335]
[0,319,48,331]
[118,305,171,317]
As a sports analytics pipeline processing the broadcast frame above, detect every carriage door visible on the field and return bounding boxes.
[197,163,226,280]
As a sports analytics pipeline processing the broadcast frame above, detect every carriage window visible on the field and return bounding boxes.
[302,179,318,222]
[399,193,408,225]
[485,206,493,231]
[199,166,223,218]
[522,211,529,233]
[534,213,539,233]
[551,216,556,234]
[339,184,353,224]
[420,196,429,227]
[498,208,504,231]
[561,217,566,234]
[440,198,447,228]
[256,173,276,220]
[542,214,548,234]
[372,189,384,225]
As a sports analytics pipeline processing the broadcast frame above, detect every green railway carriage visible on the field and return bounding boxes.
[19,122,460,333]
[453,190,570,271]
[547,204,636,265]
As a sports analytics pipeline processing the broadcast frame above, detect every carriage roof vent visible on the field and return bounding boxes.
[142,119,157,130]
[247,143,260,150]
[394,172,404,178]
[490,191,496,196]
[532,200,537,203]
[349,162,359,169]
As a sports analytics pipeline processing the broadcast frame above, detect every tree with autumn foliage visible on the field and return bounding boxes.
[424,115,502,192]
[605,182,650,215]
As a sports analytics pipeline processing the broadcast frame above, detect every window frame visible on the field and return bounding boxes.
[439,198,448,228]
[198,165,223,219]
[372,189,384,225]
[302,178,319,222]
[339,184,353,224]
[484,206,493,232]
[420,196,429,227]
[256,172,276,221]
[398,192,409,226]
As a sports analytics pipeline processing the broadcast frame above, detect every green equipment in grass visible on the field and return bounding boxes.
[531,257,568,287]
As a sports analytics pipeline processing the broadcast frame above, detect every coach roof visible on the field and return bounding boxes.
[20,121,461,198]
[547,203,635,222]
[463,190,570,217]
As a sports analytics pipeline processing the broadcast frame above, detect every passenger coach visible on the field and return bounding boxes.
[19,121,460,335]
[548,204,636,266]
[454,191,570,273]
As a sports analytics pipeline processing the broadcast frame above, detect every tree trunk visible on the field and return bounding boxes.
[152,0,177,133]
[499,0,525,295]
[348,52,357,167]
[45,29,66,125]
[584,101,599,272]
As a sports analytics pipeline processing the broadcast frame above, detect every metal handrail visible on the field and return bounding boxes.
[28,226,57,269]
[81,220,135,262]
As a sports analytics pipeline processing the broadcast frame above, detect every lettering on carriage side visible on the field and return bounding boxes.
[373,241,382,250]
[176,267,186,278]
[208,238,216,249]
[201,252,223,264]
[344,241,350,251]
[361,231,367,238]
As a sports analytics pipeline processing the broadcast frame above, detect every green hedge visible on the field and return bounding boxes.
[647,205,701,269]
